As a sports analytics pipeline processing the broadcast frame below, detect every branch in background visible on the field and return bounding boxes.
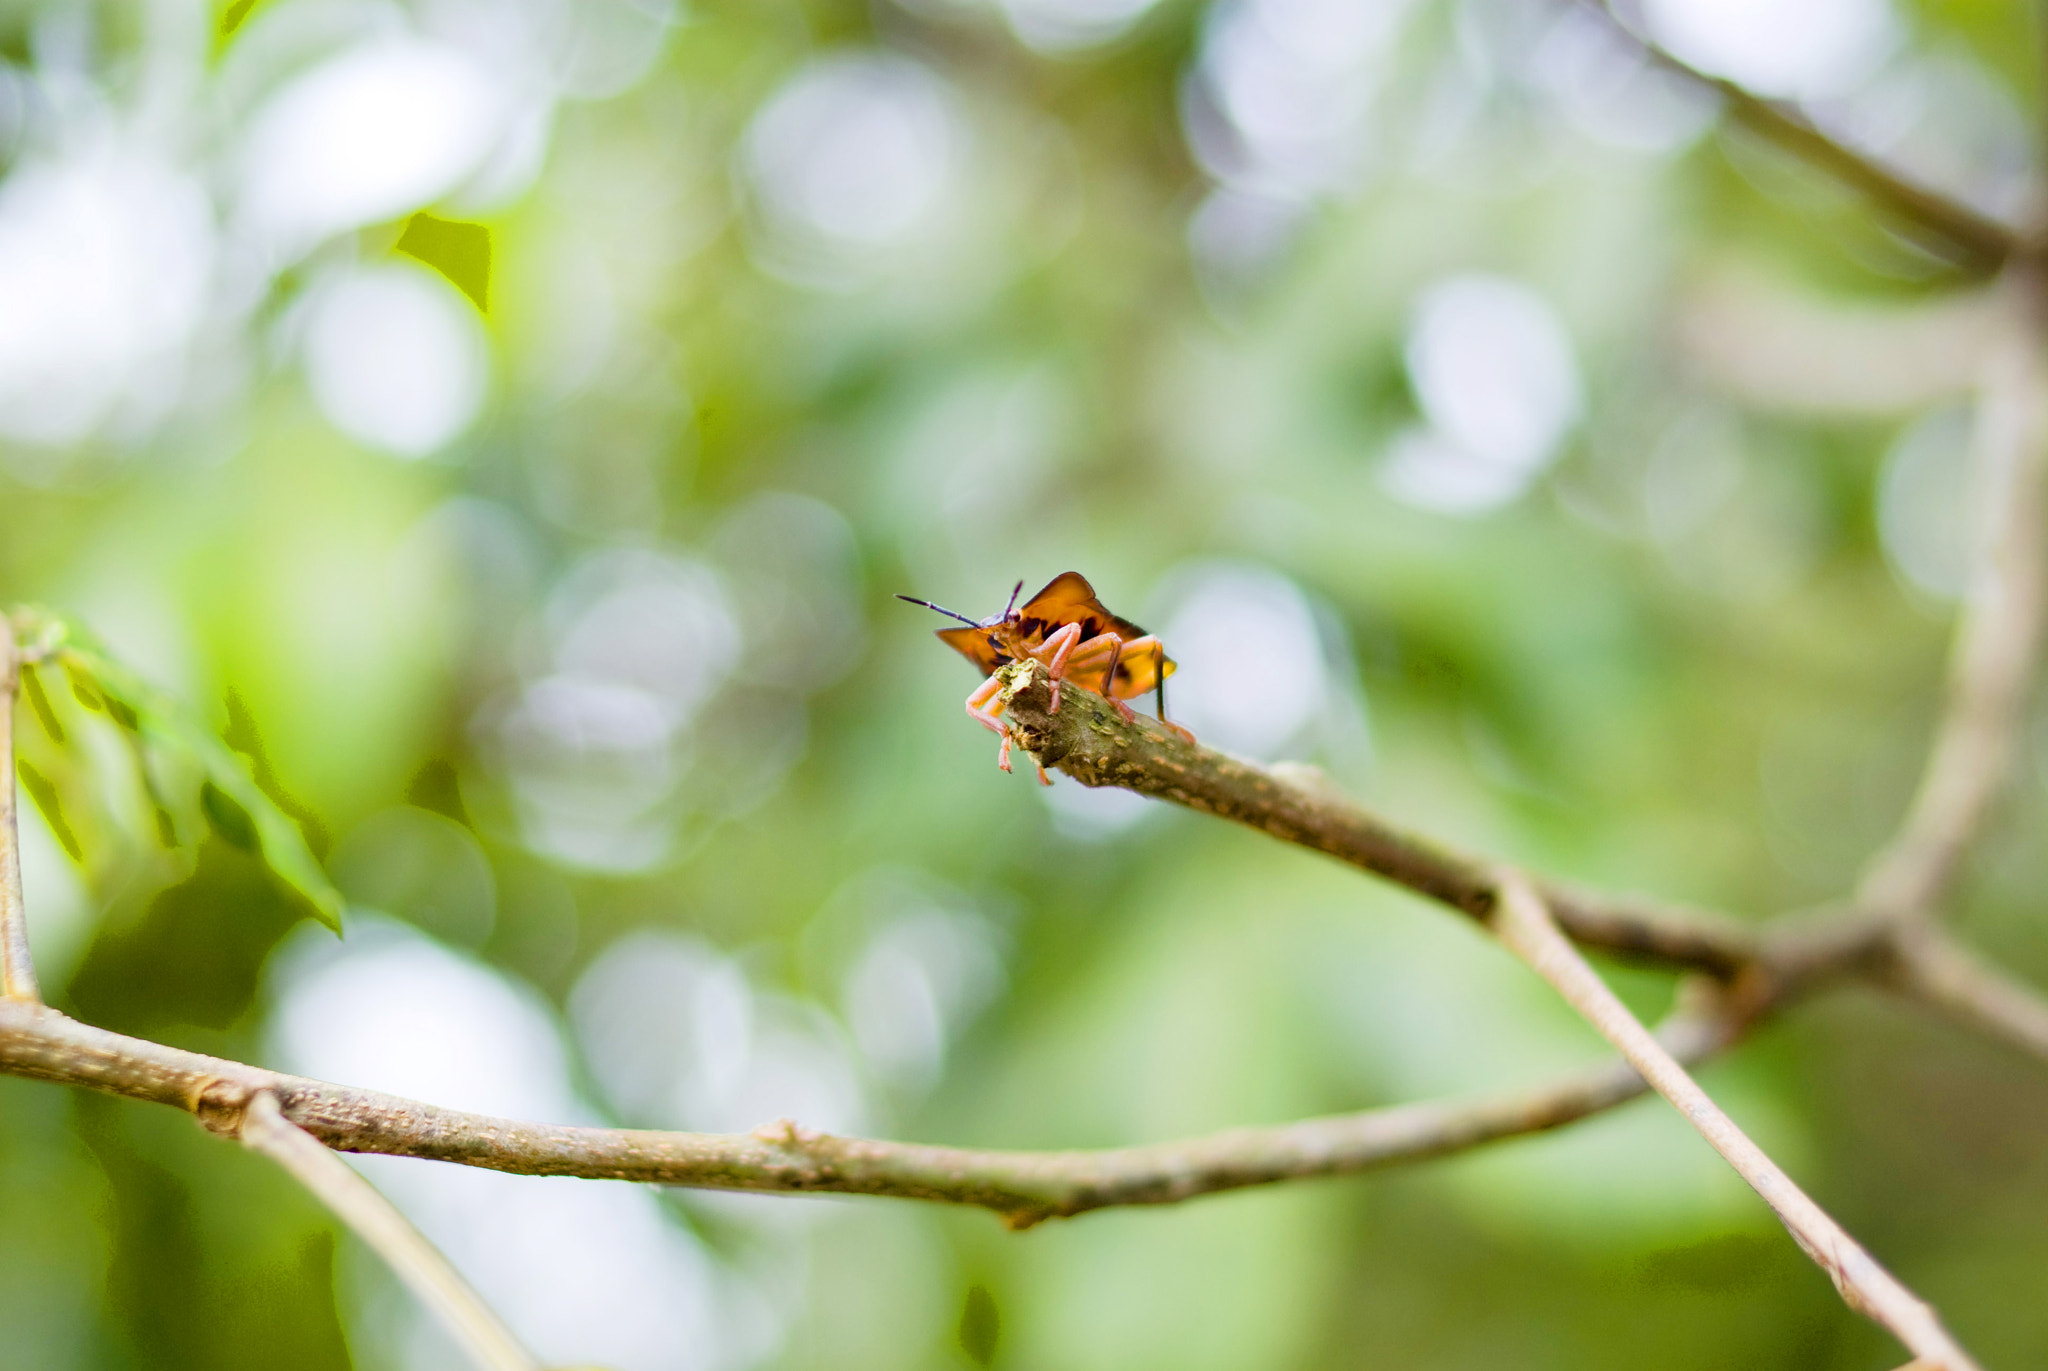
[1488,876,1983,1371]
[1584,1,2029,274]
[1676,271,2007,417]
[0,621,42,1003]
[1886,927,2048,1064]
[239,1091,540,1371]
[1855,331,2048,920]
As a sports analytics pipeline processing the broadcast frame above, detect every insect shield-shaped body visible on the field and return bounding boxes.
[896,572,1189,785]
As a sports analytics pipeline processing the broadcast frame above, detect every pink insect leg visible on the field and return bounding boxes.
[1065,632,1140,723]
[1025,622,1084,713]
[965,673,1014,773]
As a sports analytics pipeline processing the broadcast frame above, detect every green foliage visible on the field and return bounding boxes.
[10,607,344,933]
[394,213,492,313]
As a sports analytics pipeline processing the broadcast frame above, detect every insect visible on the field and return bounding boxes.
[897,571,1190,784]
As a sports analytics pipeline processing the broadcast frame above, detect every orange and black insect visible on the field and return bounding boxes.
[897,572,1190,784]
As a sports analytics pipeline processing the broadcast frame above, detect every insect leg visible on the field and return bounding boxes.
[966,674,1014,773]
[1104,637,1141,723]
[1028,623,1083,713]
[1151,641,1196,743]
[1069,632,1141,723]
[1098,634,1124,696]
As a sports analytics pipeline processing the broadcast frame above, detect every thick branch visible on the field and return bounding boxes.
[1587,2,2029,273]
[995,661,1757,977]
[1489,876,1982,1371]
[0,994,1738,1228]
[0,620,40,1003]
[241,1091,540,1371]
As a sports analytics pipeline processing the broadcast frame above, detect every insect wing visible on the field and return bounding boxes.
[1022,572,1175,699]
[936,624,1006,677]
[1016,571,1148,643]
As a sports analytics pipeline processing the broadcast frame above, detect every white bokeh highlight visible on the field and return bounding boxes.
[1182,0,1417,281]
[1154,562,1335,760]
[993,0,1164,52]
[1040,776,1156,839]
[740,53,964,281]
[1383,274,1583,515]
[1192,0,1409,195]
[237,40,512,254]
[0,148,213,447]
[841,904,1003,1094]
[301,263,490,456]
[1640,0,1898,102]
[484,548,741,871]
[545,549,743,727]
[1879,406,1974,601]
[1526,7,1719,155]
[571,932,870,1136]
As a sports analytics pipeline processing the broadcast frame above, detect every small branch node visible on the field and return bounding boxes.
[1001,1205,1053,1232]
[192,1074,256,1136]
[750,1116,820,1148]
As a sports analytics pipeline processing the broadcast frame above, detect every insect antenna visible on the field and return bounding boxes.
[1002,579,1023,619]
[895,594,984,629]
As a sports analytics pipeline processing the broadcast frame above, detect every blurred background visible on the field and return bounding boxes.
[3,0,2048,1366]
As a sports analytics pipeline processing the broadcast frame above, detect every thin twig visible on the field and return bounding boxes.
[240,1091,540,1371]
[1856,330,2048,921]
[1887,925,2048,1065]
[1585,1,2028,273]
[0,995,1745,1227]
[1488,875,1982,1371]
[0,619,41,1003]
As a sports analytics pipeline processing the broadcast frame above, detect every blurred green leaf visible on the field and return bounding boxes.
[11,609,345,933]
[16,759,83,863]
[394,213,491,313]
[958,1284,1001,1366]
[212,0,267,51]
[127,735,184,849]
[19,663,63,743]
[199,781,258,852]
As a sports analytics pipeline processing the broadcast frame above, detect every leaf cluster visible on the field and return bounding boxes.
[9,607,343,932]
